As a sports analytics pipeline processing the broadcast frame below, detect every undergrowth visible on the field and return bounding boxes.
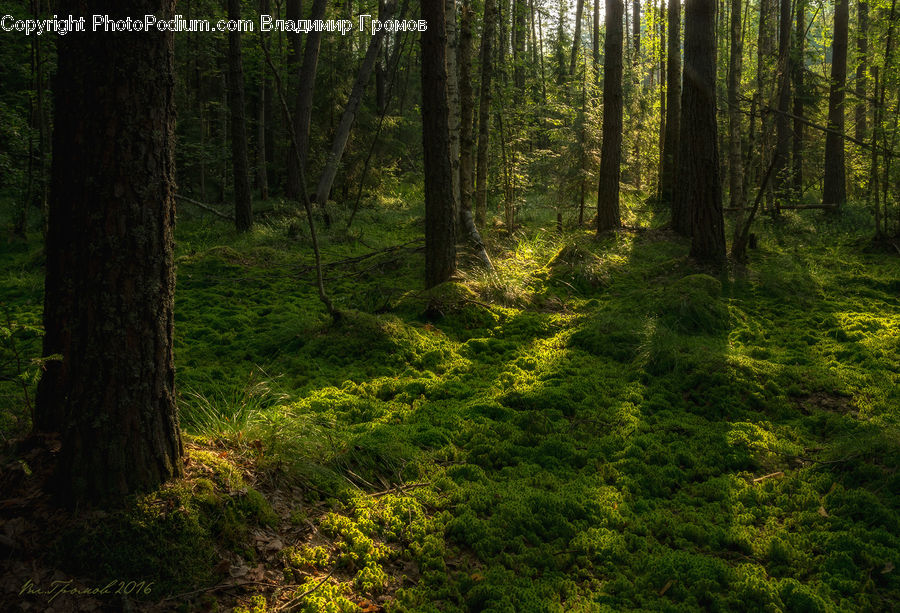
[1,198,898,611]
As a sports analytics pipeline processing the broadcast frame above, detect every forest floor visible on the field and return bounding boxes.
[1,196,899,612]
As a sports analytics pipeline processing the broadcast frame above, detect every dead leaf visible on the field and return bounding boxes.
[818,506,829,517]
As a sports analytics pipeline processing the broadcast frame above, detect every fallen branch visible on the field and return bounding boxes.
[276,567,337,612]
[175,194,234,221]
[752,471,784,483]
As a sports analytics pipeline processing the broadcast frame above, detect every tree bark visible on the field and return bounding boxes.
[774,0,793,198]
[286,0,327,200]
[823,0,849,207]
[314,0,396,214]
[597,0,624,233]
[256,0,271,201]
[446,0,462,228]
[570,0,586,76]
[676,0,725,263]
[475,0,497,227]
[227,0,254,232]
[422,0,457,288]
[727,0,744,211]
[35,0,183,503]
[660,0,680,206]
[593,0,601,78]
[792,0,805,192]
[855,1,868,142]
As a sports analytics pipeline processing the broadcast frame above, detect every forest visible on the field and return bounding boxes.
[0,0,898,610]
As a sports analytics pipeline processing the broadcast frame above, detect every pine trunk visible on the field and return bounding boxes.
[597,0,624,233]
[227,0,253,232]
[676,0,725,262]
[660,0,680,206]
[823,0,849,207]
[35,0,183,503]
[475,0,497,227]
[422,0,457,288]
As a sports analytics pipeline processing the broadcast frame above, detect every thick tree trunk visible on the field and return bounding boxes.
[35,0,183,503]
[422,0,457,288]
[286,0,327,200]
[676,0,725,262]
[660,0,680,206]
[314,0,395,214]
[227,0,253,232]
[475,0,497,227]
[727,0,743,211]
[823,0,849,207]
[597,0,624,233]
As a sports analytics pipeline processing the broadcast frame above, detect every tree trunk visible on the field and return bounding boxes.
[676,0,725,263]
[256,0,271,201]
[286,0,327,200]
[728,0,743,211]
[422,0,457,288]
[792,0,805,193]
[660,0,680,206]
[227,0,254,232]
[475,0,497,227]
[314,0,396,215]
[855,1,868,142]
[774,0,792,199]
[823,0,849,207]
[446,0,462,229]
[593,0,601,78]
[597,0,624,233]
[514,0,528,88]
[457,0,492,268]
[570,0,586,76]
[35,0,183,503]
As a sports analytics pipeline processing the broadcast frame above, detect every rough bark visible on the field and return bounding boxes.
[823,0,849,207]
[597,0,624,233]
[35,0,183,503]
[227,0,253,232]
[286,0,327,200]
[475,0,497,227]
[593,0,601,77]
[422,0,457,288]
[660,0,681,206]
[676,0,725,263]
[446,0,462,228]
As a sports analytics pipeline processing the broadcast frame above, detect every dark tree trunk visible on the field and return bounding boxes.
[792,0,806,192]
[597,0,624,233]
[660,0,680,206]
[422,0,457,288]
[824,0,849,207]
[633,0,641,58]
[227,0,253,232]
[35,0,183,503]
[855,1,868,142]
[727,0,744,211]
[570,0,586,76]
[675,0,725,263]
[475,0,497,227]
[257,0,271,201]
[774,0,793,198]
[514,0,528,88]
[286,0,327,200]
